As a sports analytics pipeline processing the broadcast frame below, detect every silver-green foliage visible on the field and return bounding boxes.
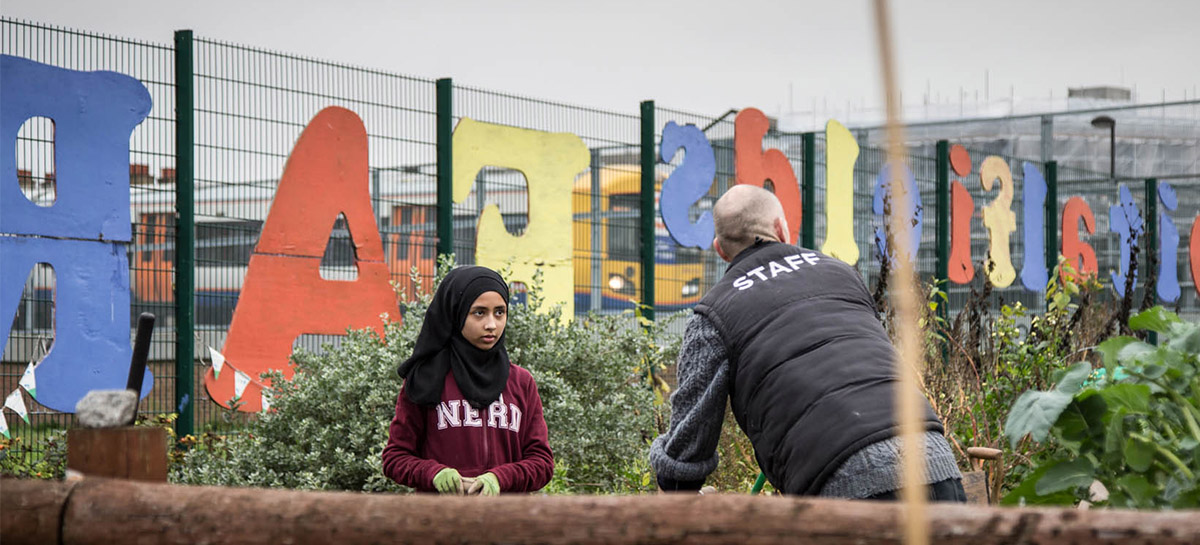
[171,266,676,494]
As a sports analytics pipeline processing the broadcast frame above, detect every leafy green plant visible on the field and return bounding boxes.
[1003,307,1200,508]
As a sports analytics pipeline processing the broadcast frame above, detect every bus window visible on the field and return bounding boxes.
[607,194,640,260]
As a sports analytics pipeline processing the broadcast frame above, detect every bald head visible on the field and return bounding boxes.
[712,184,789,261]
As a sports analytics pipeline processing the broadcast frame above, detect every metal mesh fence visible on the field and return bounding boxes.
[1056,173,1200,323]
[653,107,737,332]
[452,86,643,322]
[944,145,1045,313]
[3,17,1198,457]
[2,18,177,449]
[190,37,438,422]
[1056,173,1135,306]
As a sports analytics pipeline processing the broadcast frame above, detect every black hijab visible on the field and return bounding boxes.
[397,266,511,408]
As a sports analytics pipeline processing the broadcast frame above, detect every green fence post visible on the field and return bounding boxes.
[1145,178,1158,345]
[639,100,656,323]
[173,29,195,439]
[1045,161,1058,286]
[934,140,950,361]
[802,132,816,249]
[436,78,454,258]
[935,141,950,289]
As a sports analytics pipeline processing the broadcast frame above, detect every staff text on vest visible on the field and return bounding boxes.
[733,252,821,291]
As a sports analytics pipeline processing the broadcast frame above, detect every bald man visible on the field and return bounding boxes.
[650,185,964,500]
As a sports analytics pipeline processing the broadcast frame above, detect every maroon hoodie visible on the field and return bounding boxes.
[382,363,553,492]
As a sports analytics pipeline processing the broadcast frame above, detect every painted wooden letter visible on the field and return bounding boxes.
[948,181,975,284]
[1061,196,1098,282]
[1156,183,1180,302]
[659,121,715,249]
[1020,162,1048,292]
[979,156,1016,288]
[872,162,922,265]
[0,55,152,412]
[212,107,397,411]
[735,108,801,243]
[1191,216,1200,298]
[822,120,859,264]
[947,145,974,284]
[1108,184,1144,297]
[453,118,589,317]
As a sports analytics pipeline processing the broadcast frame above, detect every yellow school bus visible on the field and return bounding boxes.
[572,165,705,313]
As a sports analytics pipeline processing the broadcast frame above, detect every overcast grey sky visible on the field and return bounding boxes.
[4,0,1198,117]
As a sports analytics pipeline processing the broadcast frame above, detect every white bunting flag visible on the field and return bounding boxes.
[0,411,9,439]
[260,390,272,412]
[4,389,29,424]
[19,362,36,399]
[208,347,226,379]
[233,370,251,398]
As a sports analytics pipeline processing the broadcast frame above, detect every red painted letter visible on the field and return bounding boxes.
[735,108,801,243]
[1061,196,1098,282]
[948,180,975,284]
[209,107,397,411]
[1191,215,1200,298]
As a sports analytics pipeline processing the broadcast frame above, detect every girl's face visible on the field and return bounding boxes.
[461,291,507,350]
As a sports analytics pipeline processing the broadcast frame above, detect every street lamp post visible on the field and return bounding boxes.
[1091,115,1116,179]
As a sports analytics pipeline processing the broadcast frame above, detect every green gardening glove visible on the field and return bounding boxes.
[433,468,464,494]
[467,472,500,496]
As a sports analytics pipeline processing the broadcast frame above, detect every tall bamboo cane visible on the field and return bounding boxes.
[871,2,929,544]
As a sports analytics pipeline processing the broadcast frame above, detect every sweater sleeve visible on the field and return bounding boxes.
[649,313,730,491]
[487,374,554,493]
[381,387,448,491]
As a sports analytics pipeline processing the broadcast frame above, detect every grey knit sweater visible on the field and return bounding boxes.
[650,313,961,498]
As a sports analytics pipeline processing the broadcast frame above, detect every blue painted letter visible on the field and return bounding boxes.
[1108,184,1144,296]
[0,55,153,412]
[1157,183,1180,302]
[1020,162,1048,291]
[659,121,716,249]
[873,162,923,265]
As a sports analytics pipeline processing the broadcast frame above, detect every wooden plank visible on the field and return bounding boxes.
[2,478,1197,545]
[66,427,167,482]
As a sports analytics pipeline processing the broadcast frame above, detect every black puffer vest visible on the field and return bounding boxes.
[694,242,943,494]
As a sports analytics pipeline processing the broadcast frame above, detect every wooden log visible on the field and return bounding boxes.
[0,478,75,545]
[1,478,1198,545]
[67,427,168,482]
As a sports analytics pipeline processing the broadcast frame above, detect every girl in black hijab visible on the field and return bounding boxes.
[382,266,554,496]
[397,266,511,409]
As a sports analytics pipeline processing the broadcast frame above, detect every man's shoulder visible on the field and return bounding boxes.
[684,311,717,331]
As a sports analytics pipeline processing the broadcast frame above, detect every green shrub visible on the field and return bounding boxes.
[172,262,676,494]
[1004,307,1200,508]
